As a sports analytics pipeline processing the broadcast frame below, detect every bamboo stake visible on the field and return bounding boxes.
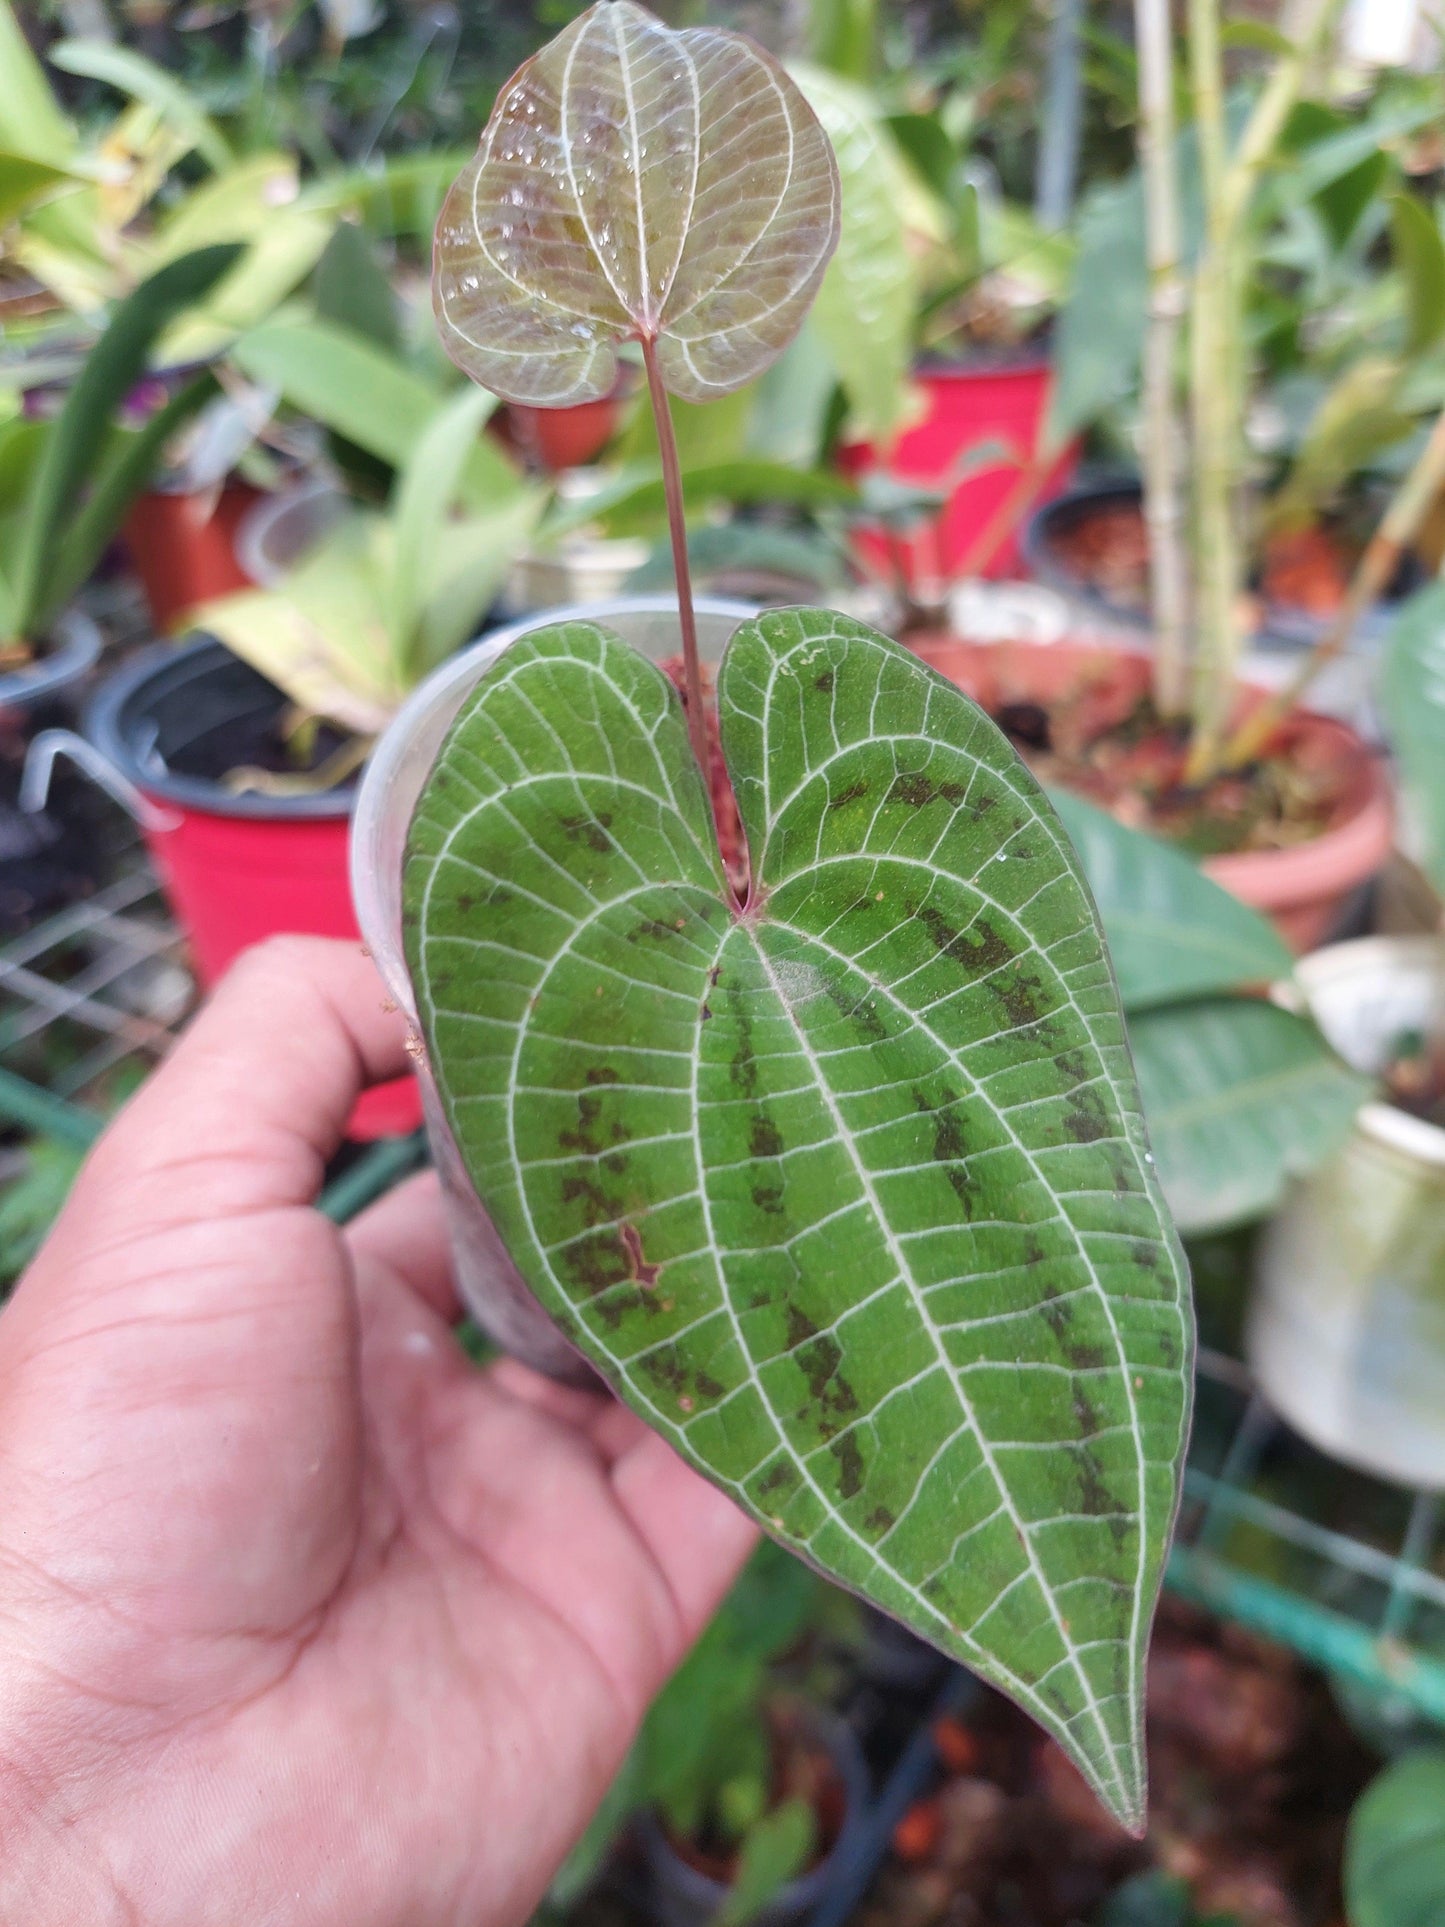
[1133,0,1191,718]
[1184,0,1239,774]
[1221,407,1445,768]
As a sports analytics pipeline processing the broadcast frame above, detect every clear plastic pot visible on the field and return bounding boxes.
[350,596,756,1379]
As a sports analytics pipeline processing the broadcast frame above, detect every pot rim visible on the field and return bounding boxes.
[1021,477,1410,638]
[1356,1100,1445,1169]
[0,607,103,712]
[912,346,1054,379]
[83,634,359,823]
[233,477,348,590]
[1291,935,1445,1168]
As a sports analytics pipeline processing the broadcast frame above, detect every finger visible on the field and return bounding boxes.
[487,1355,612,1432]
[68,936,411,1234]
[345,1172,459,1321]
[609,1432,758,1643]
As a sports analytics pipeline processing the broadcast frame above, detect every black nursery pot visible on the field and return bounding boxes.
[637,1711,871,1927]
[1022,477,1418,649]
[0,609,106,933]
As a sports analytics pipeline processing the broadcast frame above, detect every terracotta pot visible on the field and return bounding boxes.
[839,360,1078,591]
[496,396,621,472]
[122,481,262,631]
[910,635,1393,952]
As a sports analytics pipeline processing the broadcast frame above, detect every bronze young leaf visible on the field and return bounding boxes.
[432,0,840,407]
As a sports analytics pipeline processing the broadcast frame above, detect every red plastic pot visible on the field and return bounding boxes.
[911,635,1393,952]
[122,481,262,633]
[85,640,420,1139]
[840,361,1078,589]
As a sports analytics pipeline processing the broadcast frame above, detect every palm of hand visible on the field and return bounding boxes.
[0,941,752,1927]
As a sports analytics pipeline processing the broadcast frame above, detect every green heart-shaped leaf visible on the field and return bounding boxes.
[404,609,1192,1829]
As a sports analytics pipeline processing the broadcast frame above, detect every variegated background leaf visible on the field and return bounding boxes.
[432,0,839,405]
[404,611,1193,1829]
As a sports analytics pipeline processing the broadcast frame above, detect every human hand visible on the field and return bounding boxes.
[0,937,755,1927]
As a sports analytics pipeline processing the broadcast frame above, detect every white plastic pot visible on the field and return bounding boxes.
[350,595,756,1379]
[1248,936,1445,1487]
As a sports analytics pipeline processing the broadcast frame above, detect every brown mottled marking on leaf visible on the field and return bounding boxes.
[751,1183,785,1215]
[827,778,869,810]
[830,1430,865,1500]
[628,915,682,943]
[889,771,937,809]
[759,1458,802,1498]
[640,1345,721,1405]
[1039,1294,1071,1342]
[796,1332,859,1425]
[993,968,1045,1029]
[864,1504,896,1534]
[1076,1447,1129,1546]
[584,1065,619,1086]
[559,1228,632,1300]
[726,984,760,1095]
[1062,1084,1113,1145]
[454,892,475,915]
[911,1085,976,1212]
[559,810,613,855]
[918,905,1017,979]
[785,1303,820,1348]
[1064,1337,1110,1373]
[561,1172,624,1228]
[559,1091,632,1156]
[814,669,835,693]
[750,1114,785,1159]
[820,975,887,1040]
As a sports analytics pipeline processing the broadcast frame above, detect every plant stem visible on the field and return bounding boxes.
[1221,405,1445,767]
[1133,0,1190,718]
[1185,0,1347,780]
[640,333,709,777]
[1218,0,1347,242]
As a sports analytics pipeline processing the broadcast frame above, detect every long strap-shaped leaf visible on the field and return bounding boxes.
[404,610,1192,1829]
